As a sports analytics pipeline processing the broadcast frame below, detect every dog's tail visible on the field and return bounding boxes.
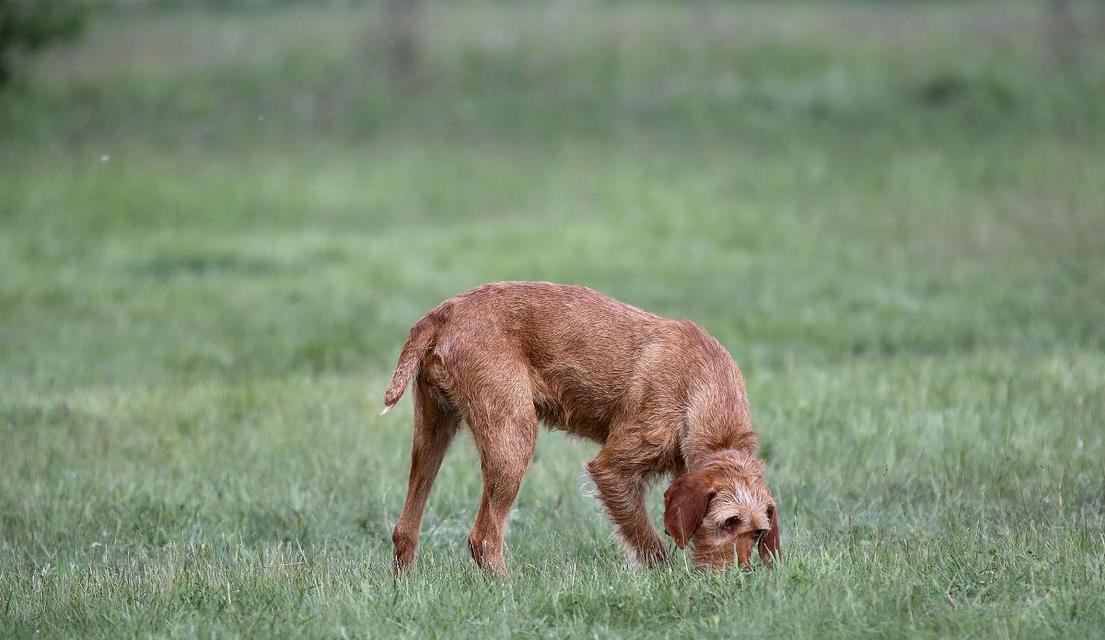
[380,317,435,415]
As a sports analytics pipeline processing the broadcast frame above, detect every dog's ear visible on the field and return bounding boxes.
[759,503,781,566]
[663,470,716,549]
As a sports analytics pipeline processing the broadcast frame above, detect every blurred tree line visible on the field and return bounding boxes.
[367,0,1105,91]
[2,0,1104,87]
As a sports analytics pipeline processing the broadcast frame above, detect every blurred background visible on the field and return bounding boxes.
[3,0,1103,385]
[2,1,1105,635]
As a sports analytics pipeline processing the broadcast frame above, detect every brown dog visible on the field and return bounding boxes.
[382,282,779,575]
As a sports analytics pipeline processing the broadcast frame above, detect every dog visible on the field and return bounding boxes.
[382,282,779,575]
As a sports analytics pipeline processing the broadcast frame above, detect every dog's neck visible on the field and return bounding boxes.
[677,370,756,471]
[679,423,758,473]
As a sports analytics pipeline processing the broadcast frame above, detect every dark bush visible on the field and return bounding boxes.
[0,0,86,84]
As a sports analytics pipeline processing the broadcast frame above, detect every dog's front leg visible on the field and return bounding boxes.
[587,451,668,568]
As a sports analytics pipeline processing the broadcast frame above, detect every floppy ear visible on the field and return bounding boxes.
[663,470,716,549]
[759,504,781,567]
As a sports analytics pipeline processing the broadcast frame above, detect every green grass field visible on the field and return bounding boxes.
[2,1,1105,637]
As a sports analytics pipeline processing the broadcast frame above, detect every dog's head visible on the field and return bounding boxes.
[663,450,779,570]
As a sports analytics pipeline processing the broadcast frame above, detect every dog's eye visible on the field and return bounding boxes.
[722,516,741,533]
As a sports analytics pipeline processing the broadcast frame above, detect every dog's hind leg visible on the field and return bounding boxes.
[392,380,460,575]
[462,370,538,577]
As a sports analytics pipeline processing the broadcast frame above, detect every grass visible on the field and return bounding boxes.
[2,1,1105,637]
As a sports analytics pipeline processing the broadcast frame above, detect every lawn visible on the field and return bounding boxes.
[1,1,1104,638]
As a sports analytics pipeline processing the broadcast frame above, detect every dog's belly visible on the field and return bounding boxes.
[530,375,623,444]
[535,402,610,443]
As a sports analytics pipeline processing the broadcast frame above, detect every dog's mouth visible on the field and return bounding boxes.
[690,536,762,570]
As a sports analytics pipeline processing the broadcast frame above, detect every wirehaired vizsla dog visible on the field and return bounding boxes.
[381,282,780,575]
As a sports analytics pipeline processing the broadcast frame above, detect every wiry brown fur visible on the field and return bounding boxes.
[384,282,780,575]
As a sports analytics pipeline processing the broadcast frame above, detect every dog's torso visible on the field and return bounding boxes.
[414,282,755,471]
